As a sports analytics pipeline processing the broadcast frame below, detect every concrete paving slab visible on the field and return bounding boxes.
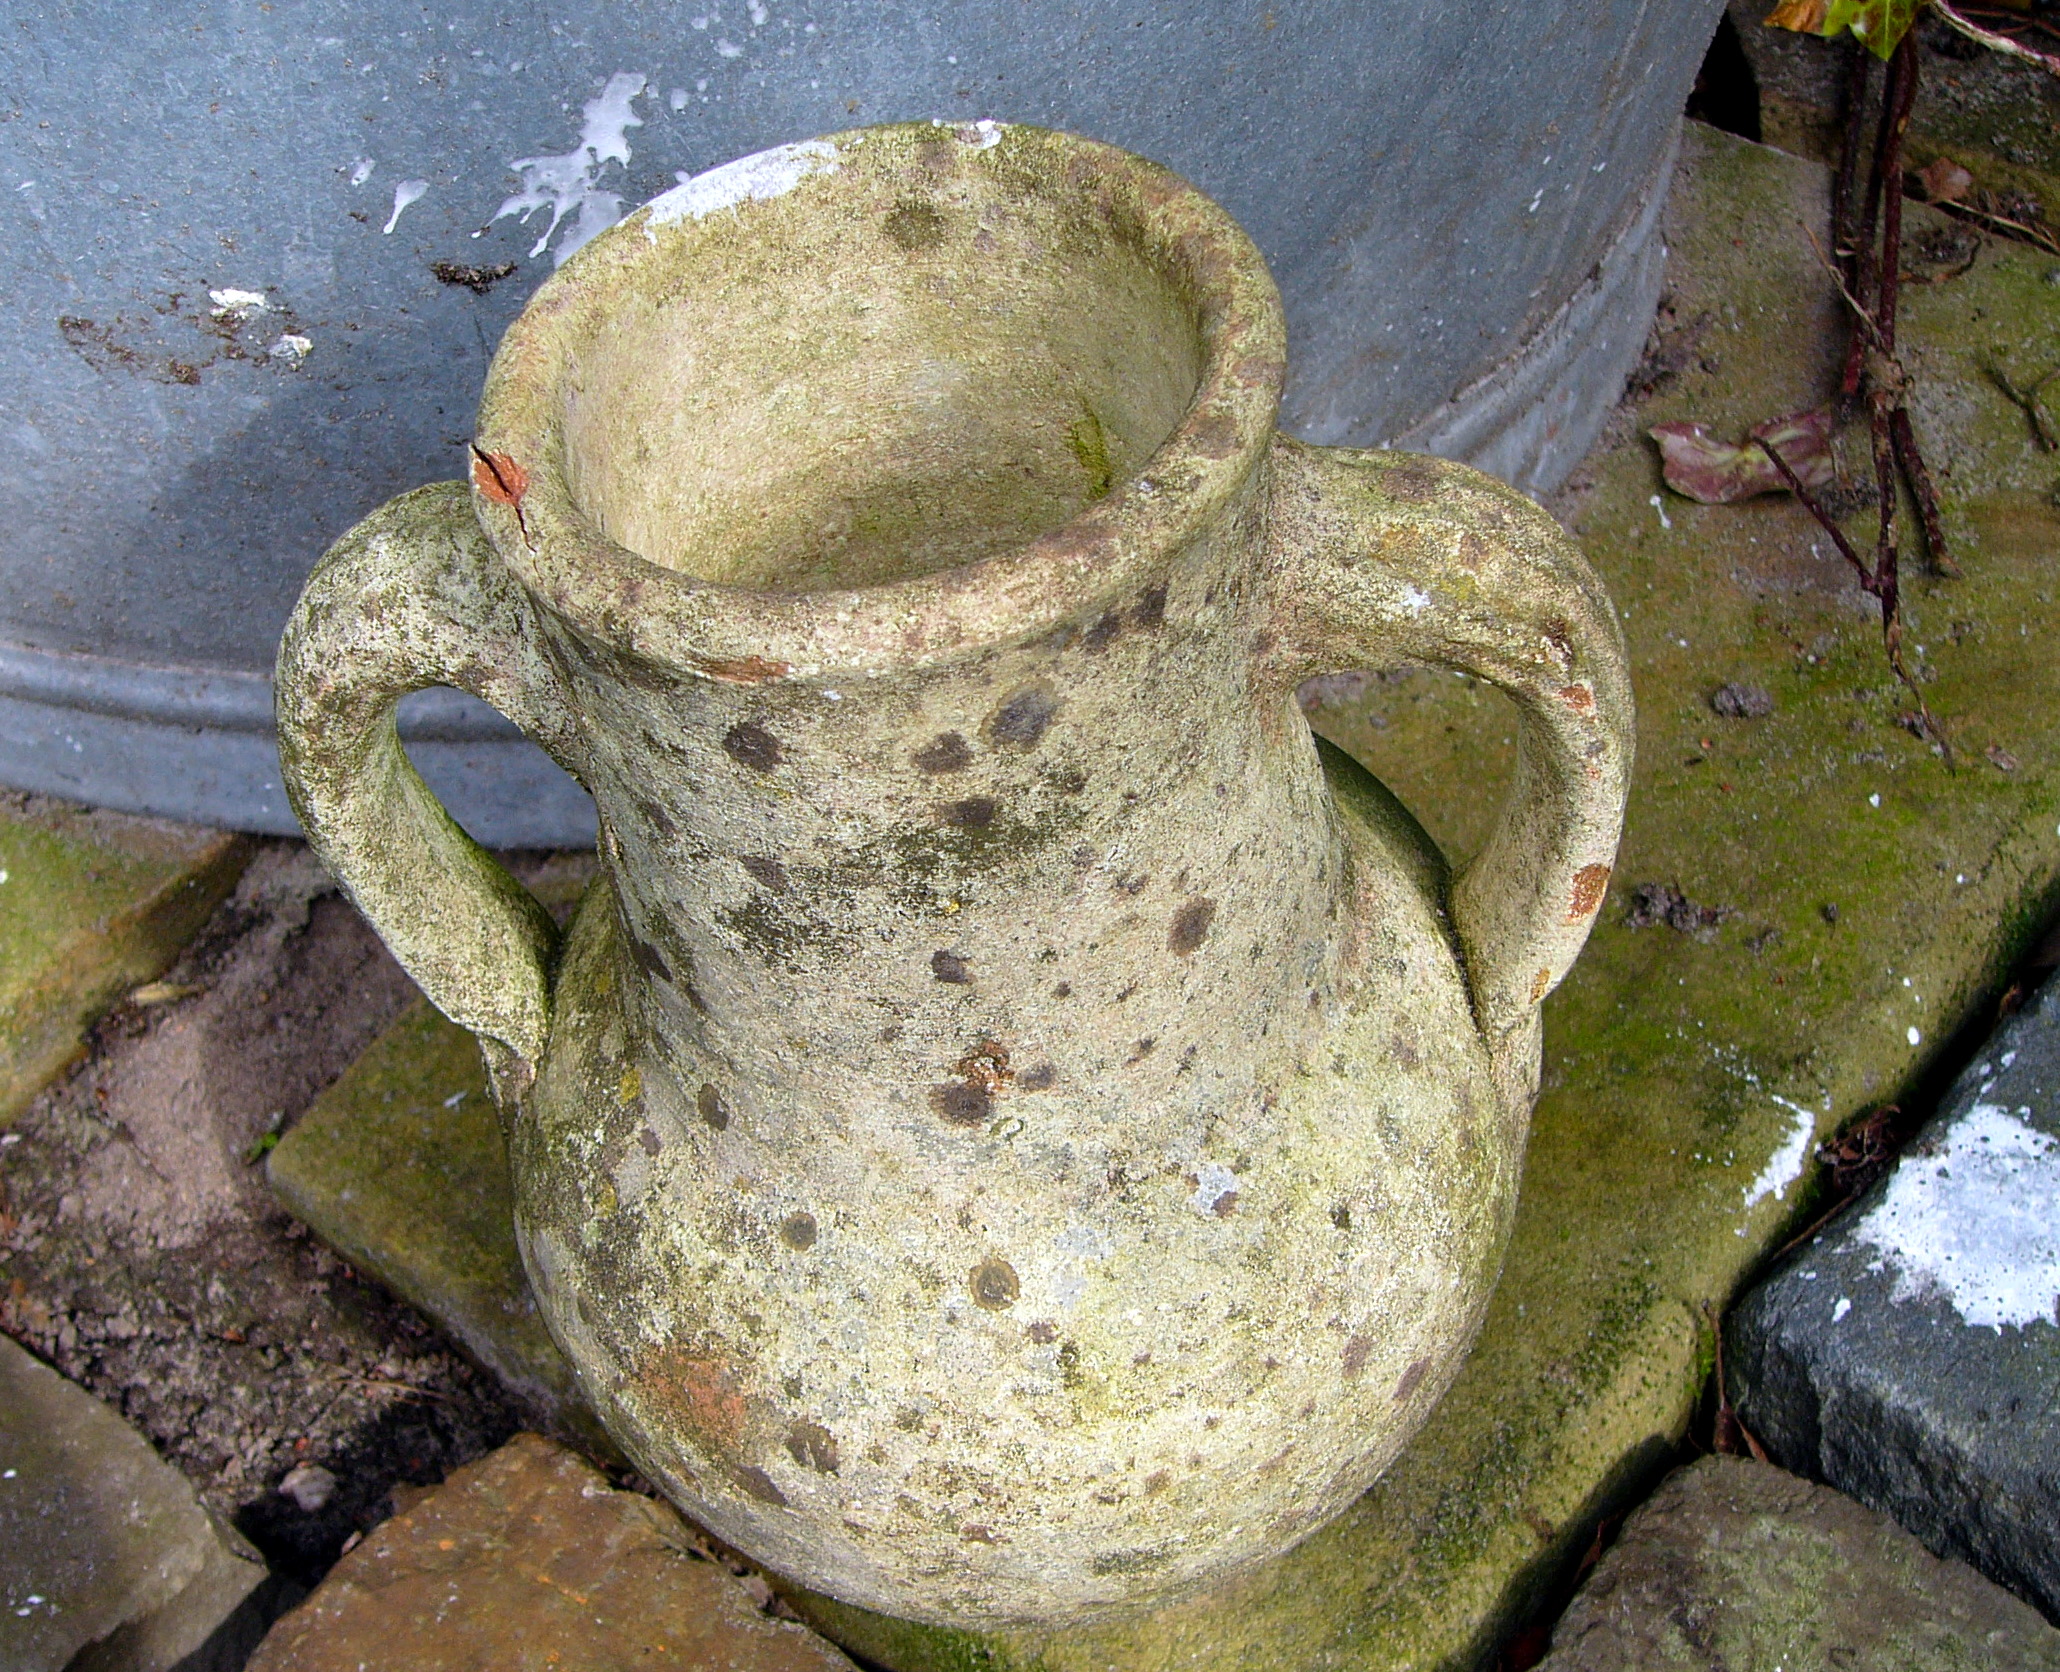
[0,1333,272,1672]
[262,122,2060,1670]
[246,1431,859,1672]
[0,792,248,1127]
[1728,971,2060,1618]
[266,998,609,1455]
[1535,1455,2059,1670]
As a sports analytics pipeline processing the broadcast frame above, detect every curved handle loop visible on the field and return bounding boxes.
[1262,438,1633,1097]
[276,482,577,1101]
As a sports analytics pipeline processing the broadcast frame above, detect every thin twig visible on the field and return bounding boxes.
[1801,222,1888,351]
[1987,364,2060,450]
[1757,435,1948,753]
[1935,199,2060,257]
[1755,437,1877,592]
[1892,406,1958,575]
[1933,0,2060,75]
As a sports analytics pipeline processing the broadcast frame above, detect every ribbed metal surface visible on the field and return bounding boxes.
[1,0,1721,839]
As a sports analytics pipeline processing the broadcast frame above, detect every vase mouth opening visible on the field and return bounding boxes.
[475,122,1285,676]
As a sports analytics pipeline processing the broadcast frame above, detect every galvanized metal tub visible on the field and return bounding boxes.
[0,0,1721,842]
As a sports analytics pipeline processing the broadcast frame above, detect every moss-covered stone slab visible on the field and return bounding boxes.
[0,793,248,1128]
[264,124,2060,1669]
[266,998,610,1454]
[1534,1456,2059,1670]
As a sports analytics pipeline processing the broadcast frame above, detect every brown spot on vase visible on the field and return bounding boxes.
[735,1465,788,1506]
[1019,1062,1056,1091]
[780,1212,818,1250]
[697,1083,730,1130]
[970,1258,1020,1310]
[1188,411,1238,459]
[931,950,970,984]
[1081,610,1124,652]
[955,1039,1013,1094]
[1567,862,1612,920]
[1211,1189,1239,1218]
[1382,460,1439,501]
[930,1082,991,1126]
[1529,966,1553,1003]
[723,721,784,770]
[942,796,997,829]
[741,854,790,893]
[912,731,973,773]
[785,1421,841,1473]
[1026,1320,1058,1344]
[1558,683,1596,714]
[1131,583,1168,630]
[1341,1334,1373,1378]
[985,684,1060,752]
[961,1523,997,1545]
[1169,897,1217,955]
[638,1126,663,1156]
[884,200,946,250]
[1393,1356,1431,1403]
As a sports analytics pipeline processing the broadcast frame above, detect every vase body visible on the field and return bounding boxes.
[4,0,1712,839]
[275,123,1633,1628]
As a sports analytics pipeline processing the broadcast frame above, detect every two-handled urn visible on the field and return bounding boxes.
[276,121,1631,1630]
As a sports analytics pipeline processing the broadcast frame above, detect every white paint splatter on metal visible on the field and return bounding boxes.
[383,179,429,235]
[492,71,647,264]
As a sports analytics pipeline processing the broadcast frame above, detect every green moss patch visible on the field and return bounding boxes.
[0,795,247,1127]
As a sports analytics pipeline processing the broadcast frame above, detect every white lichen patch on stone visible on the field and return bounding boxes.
[267,333,312,366]
[1743,1095,1817,1209]
[208,288,269,321]
[494,71,647,264]
[1854,1103,2060,1331]
[646,139,840,231]
[960,119,1007,150]
[1190,1161,1239,1217]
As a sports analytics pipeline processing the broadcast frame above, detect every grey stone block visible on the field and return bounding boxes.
[1728,972,2060,1619]
[1538,1456,2060,1671]
[0,1333,273,1672]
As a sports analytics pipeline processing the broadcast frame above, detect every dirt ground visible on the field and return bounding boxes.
[0,845,588,1588]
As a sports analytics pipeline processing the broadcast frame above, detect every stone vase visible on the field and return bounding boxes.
[275,122,1632,1629]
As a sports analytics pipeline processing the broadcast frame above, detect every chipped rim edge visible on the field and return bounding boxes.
[473,121,1287,683]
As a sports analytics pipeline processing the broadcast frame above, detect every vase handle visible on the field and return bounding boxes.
[1260,438,1634,1095]
[275,481,577,1101]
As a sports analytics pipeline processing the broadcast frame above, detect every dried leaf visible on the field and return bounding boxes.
[1649,408,1837,504]
[1913,157,1975,204]
[1763,0,1829,31]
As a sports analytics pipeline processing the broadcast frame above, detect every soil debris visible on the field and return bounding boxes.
[1623,882,1738,940]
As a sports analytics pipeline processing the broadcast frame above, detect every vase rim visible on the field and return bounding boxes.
[471,120,1286,684]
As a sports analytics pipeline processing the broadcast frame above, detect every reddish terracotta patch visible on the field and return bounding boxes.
[1566,862,1612,921]
[695,654,790,686]
[470,447,529,507]
[637,1347,749,1452]
[1558,683,1596,714]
